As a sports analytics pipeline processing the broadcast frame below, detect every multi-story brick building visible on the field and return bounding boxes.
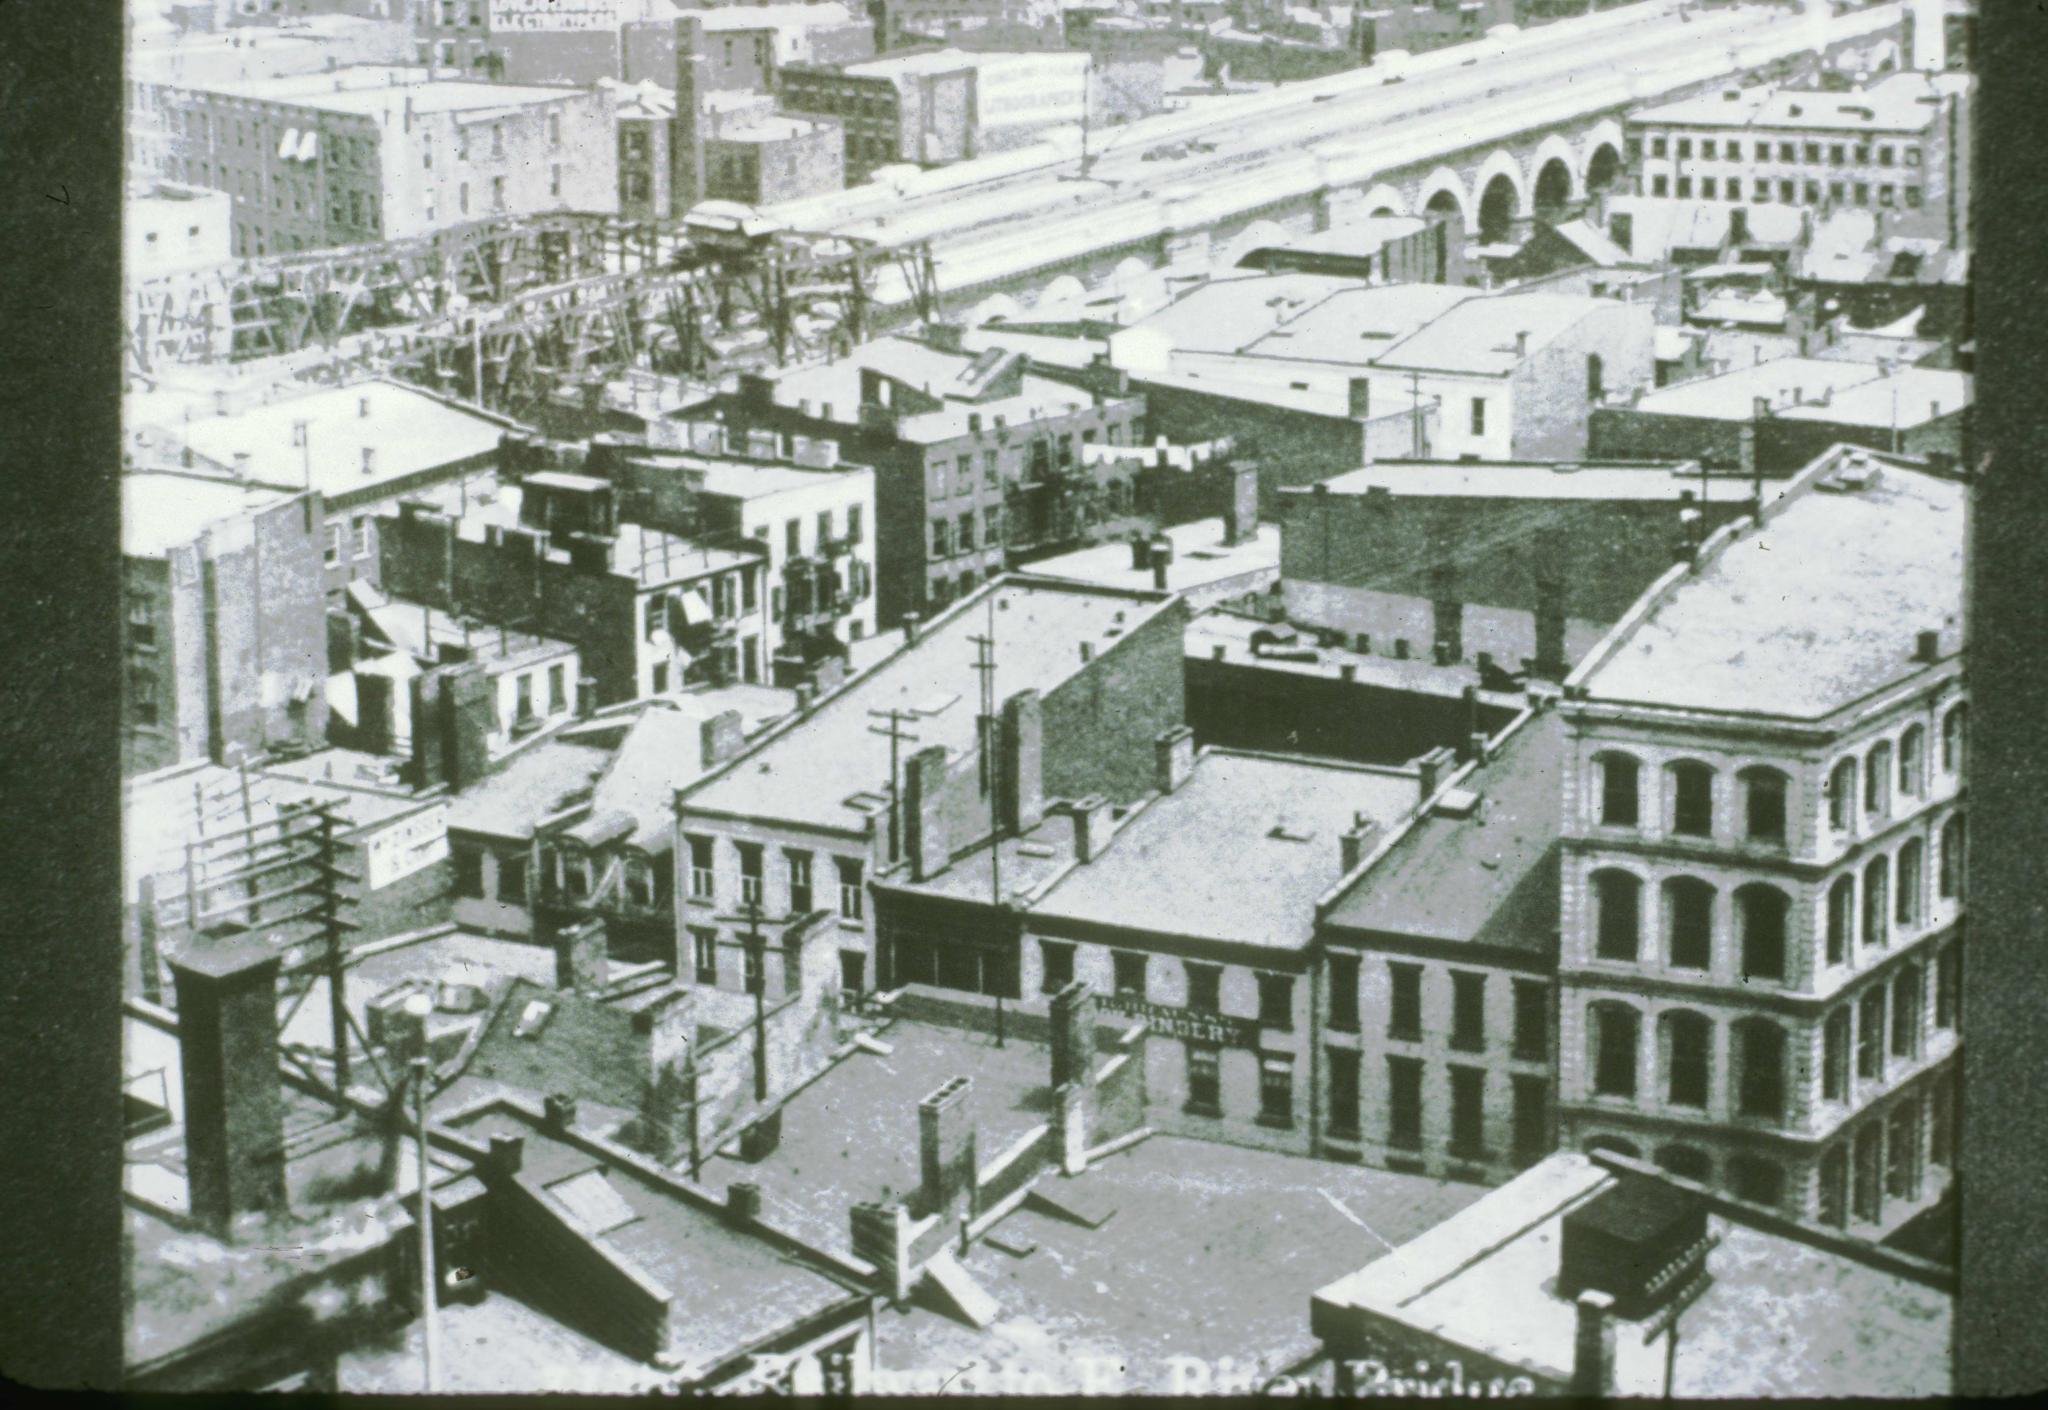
[1627,71,1971,244]
[137,65,614,256]
[123,472,330,776]
[701,336,1149,623]
[777,48,976,182]
[1553,444,1965,1236]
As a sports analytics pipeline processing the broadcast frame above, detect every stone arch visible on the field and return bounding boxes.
[1358,183,1411,219]
[1578,118,1626,176]
[1472,149,1528,244]
[1222,218,1290,267]
[1034,274,1087,311]
[1413,167,1471,232]
[966,293,1024,325]
[1111,254,1153,288]
[1532,135,1583,204]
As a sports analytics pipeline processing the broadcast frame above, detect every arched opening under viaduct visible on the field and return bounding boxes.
[1533,158,1574,224]
[1586,142,1624,197]
[1477,174,1519,245]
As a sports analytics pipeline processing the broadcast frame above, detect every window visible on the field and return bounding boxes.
[1941,703,1967,774]
[1676,176,1693,198]
[1651,135,1668,157]
[1512,980,1547,1062]
[1863,855,1890,948]
[126,594,156,648]
[1186,962,1221,1014]
[1592,1003,1640,1099]
[514,672,535,723]
[1700,138,1717,160]
[1186,1044,1221,1116]
[1935,943,1958,1029]
[1652,175,1669,197]
[1896,838,1925,928]
[1664,1010,1711,1108]
[1669,761,1713,837]
[1113,951,1147,999]
[452,844,485,899]
[548,662,567,714]
[1511,1075,1548,1163]
[1388,962,1422,1040]
[1828,142,1846,165]
[1906,184,1923,209]
[737,842,763,907]
[1737,884,1788,983]
[548,113,561,148]
[324,522,344,567]
[836,857,864,919]
[1886,1099,1921,1200]
[1655,1146,1712,1185]
[1592,870,1642,961]
[549,164,562,198]
[1469,398,1486,437]
[1853,1122,1881,1222]
[1258,1056,1294,1129]
[1676,137,1693,158]
[1665,877,1714,971]
[352,517,373,560]
[693,929,718,984]
[1827,875,1855,965]
[1450,971,1485,1053]
[1735,1019,1785,1121]
[625,856,656,908]
[956,513,975,552]
[1729,1156,1784,1210]
[1257,973,1293,1029]
[1586,354,1604,402]
[1854,182,1870,206]
[1596,753,1640,827]
[459,181,469,215]
[1040,940,1074,994]
[1328,1048,1361,1139]
[1780,180,1796,202]
[1827,757,1857,832]
[1448,1066,1485,1157]
[1857,987,1885,1078]
[930,519,949,558]
[981,451,999,489]
[1824,1008,1851,1100]
[787,850,813,914]
[1889,964,1924,1062]
[687,835,714,899]
[1701,177,1718,199]
[561,849,591,899]
[1387,1056,1423,1150]
[1740,767,1788,845]
[1905,146,1923,169]
[499,852,527,904]
[1931,1074,1955,1168]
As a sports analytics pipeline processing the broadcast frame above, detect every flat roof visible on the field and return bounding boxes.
[764,337,1101,444]
[1025,518,1279,596]
[1373,291,1621,377]
[195,66,587,118]
[1776,367,1972,429]
[1314,1152,1949,1397]
[1323,711,1562,953]
[572,703,738,854]
[179,380,503,502]
[337,1291,660,1394]
[711,111,837,143]
[841,47,978,79]
[122,471,296,557]
[1631,72,1948,136]
[650,453,859,502]
[685,577,1178,835]
[1188,607,1536,706]
[357,589,575,674]
[1031,749,1420,950]
[1239,282,1473,365]
[1304,459,1738,501]
[1120,272,1373,357]
[1580,449,1965,719]
[446,737,613,841]
[1136,366,1427,421]
[1630,356,1886,421]
[1237,216,1430,261]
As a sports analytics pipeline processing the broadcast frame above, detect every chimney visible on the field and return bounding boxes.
[1080,640,1095,663]
[170,939,288,1239]
[1049,981,1097,1090]
[232,451,253,477]
[1915,629,1941,663]
[417,663,494,791]
[999,689,1045,834]
[1068,794,1112,863]
[1571,1291,1618,1399]
[1153,724,1195,796]
[1347,377,1372,420]
[554,917,608,997]
[904,744,951,881]
[543,1093,579,1130]
[1221,462,1259,547]
[1151,554,1169,592]
[1534,576,1567,680]
[488,1133,525,1173]
[1339,815,1377,873]
[1514,331,1529,360]
[1430,565,1463,665]
[902,612,922,646]
[1416,745,1455,801]
[1129,532,1150,571]
[726,1182,764,1224]
[358,394,372,419]
[700,709,745,767]
[918,1077,976,1218]
[362,446,378,477]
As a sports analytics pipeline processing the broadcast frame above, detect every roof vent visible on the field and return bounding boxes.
[1914,629,1941,663]
[1559,1173,1714,1321]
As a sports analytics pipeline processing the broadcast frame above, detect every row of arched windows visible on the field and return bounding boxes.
[1594,754,1789,844]
[1825,702,1967,837]
[1590,871,1790,980]
[1584,1135,1787,1210]
[1585,1003,1791,1123]
[1823,813,1964,965]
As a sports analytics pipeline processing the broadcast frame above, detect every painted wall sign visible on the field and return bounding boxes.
[1098,992,1261,1048]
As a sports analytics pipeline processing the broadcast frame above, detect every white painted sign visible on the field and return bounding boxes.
[490,0,622,33]
[364,804,450,890]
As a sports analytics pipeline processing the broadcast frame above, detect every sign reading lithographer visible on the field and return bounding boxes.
[490,0,622,33]
[1098,992,1261,1049]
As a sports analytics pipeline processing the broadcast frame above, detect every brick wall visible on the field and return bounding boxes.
[1041,595,1189,805]
[482,1168,673,1363]
[1185,657,1521,767]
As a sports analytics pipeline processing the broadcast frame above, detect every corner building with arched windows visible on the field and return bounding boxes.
[1554,444,1964,1238]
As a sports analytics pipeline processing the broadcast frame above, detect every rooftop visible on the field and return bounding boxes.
[569,702,748,853]
[445,736,614,841]
[1630,355,1891,421]
[841,47,979,80]
[1302,459,1737,501]
[1133,364,1427,421]
[1632,71,1952,135]
[1577,448,1966,719]
[684,577,1179,836]
[763,337,1103,444]
[1776,367,1972,429]
[1023,518,1280,599]
[1030,749,1421,950]
[1235,216,1431,263]
[177,379,504,503]
[1115,272,1374,358]
[709,111,839,143]
[336,1291,660,1395]
[1322,711,1563,954]
[122,471,297,558]
[1312,1152,1950,1398]
[1188,609,1535,706]
[1372,290,1627,377]
[194,65,589,119]
[640,451,859,502]
[351,583,575,675]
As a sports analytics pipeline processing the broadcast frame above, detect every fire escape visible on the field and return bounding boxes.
[773,527,872,688]
[1008,433,1105,554]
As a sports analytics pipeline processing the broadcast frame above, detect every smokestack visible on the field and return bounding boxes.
[1915,629,1941,663]
[1416,745,1454,801]
[170,939,289,1239]
[1571,1290,1618,1399]
[1129,532,1150,570]
[1534,577,1567,680]
[700,709,744,767]
[1049,981,1096,1090]
[1221,462,1259,547]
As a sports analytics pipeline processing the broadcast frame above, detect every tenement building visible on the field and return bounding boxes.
[1554,444,1965,1235]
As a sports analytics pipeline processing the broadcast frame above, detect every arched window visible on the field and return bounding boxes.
[1656,1144,1713,1183]
[1941,701,1967,774]
[1898,723,1926,798]
[1823,1007,1851,1100]
[1587,353,1605,402]
[1730,1155,1786,1210]
[1864,741,1893,815]
[1668,760,1714,837]
[1895,838,1925,928]
[1590,1002,1641,1098]
[1734,1018,1787,1121]
[1891,962,1924,1060]
[1827,757,1858,833]
[1592,870,1643,961]
[1818,1146,1849,1227]
[1741,766,1789,844]
[1663,877,1714,970]
[1661,1009,1712,1108]
[1826,875,1855,966]
[1862,854,1890,948]
[1595,752,1640,827]
[1939,812,1966,899]
[1737,884,1789,982]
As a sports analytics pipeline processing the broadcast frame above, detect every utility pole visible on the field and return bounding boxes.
[969,596,1005,1047]
[714,901,801,1104]
[404,996,440,1395]
[317,808,351,1097]
[1407,370,1426,457]
[866,707,921,865]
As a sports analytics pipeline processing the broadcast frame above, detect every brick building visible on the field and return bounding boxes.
[777,48,976,182]
[1554,445,1964,1234]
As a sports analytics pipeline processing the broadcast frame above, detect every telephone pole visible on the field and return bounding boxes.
[969,597,1005,1047]
[866,707,921,865]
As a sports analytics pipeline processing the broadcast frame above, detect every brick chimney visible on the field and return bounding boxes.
[1154,725,1195,795]
[917,1077,976,1218]
[999,689,1045,834]
[1339,815,1377,873]
[1571,1290,1617,1398]
[700,708,745,768]
[1416,744,1455,801]
[904,744,951,881]
[1221,462,1260,546]
[1067,794,1112,863]
[554,917,608,997]
[1533,576,1567,681]
[1049,980,1097,1090]
[170,938,289,1239]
